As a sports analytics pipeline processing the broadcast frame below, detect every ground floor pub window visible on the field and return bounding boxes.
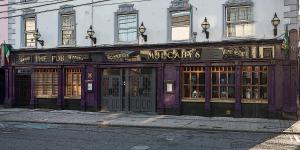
[34,69,58,98]
[211,66,235,99]
[182,67,205,100]
[65,68,81,98]
[242,66,268,100]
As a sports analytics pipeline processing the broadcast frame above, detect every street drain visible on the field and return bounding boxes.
[130,145,150,150]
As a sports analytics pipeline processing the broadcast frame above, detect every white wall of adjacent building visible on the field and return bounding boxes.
[7,0,298,49]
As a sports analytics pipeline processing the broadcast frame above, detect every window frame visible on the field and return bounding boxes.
[116,13,138,43]
[241,66,268,103]
[224,4,254,38]
[34,69,58,98]
[114,4,139,44]
[58,5,76,47]
[181,66,206,102]
[168,0,192,42]
[211,66,236,101]
[65,68,81,99]
[23,16,36,48]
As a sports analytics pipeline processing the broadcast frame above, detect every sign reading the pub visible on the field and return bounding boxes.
[15,53,90,64]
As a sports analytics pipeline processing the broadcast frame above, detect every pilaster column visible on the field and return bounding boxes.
[204,65,211,115]
[234,63,242,117]
[80,65,86,110]
[57,66,65,108]
[30,67,36,107]
[268,63,276,115]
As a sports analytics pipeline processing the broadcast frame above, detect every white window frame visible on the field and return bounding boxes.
[58,5,76,47]
[168,0,192,42]
[225,5,254,38]
[24,17,36,47]
[114,4,138,44]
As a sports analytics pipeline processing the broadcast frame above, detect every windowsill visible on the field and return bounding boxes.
[241,99,268,104]
[36,95,58,99]
[210,99,235,103]
[168,39,191,43]
[57,45,76,48]
[222,36,255,41]
[115,40,138,45]
[20,46,37,49]
[64,96,81,99]
[182,98,205,103]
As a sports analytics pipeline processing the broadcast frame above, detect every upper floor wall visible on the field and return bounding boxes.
[0,0,8,44]
[7,0,299,49]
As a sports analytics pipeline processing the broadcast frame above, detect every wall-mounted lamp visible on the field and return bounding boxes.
[87,25,97,45]
[271,13,280,36]
[33,29,44,46]
[139,22,147,42]
[201,17,210,39]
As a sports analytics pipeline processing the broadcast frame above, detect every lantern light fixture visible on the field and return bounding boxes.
[33,29,44,46]
[271,13,280,36]
[87,25,97,45]
[139,22,147,42]
[201,17,210,39]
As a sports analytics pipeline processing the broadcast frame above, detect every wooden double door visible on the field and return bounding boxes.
[101,68,156,112]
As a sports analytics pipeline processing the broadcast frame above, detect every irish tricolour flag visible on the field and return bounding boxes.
[1,43,10,66]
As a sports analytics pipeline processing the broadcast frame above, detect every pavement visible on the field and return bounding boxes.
[0,106,300,134]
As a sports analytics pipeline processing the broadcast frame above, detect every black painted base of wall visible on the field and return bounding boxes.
[158,108,180,115]
[181,102,206,116]
[210,103,235,117]
[63,99,81,110]
[241,103,268,118]
[36,99,61,109]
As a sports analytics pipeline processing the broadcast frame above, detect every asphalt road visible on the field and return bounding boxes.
[0,122,300,150]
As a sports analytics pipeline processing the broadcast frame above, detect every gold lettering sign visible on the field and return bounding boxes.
[146,49,201,60]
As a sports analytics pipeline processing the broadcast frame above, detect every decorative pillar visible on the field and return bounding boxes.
[30,67,36,108]
[80,65,86,111]
[157,65,164,114]
[234,62,242,117]
[57,66,65,108]
[4,68,10,107]
[8,67,15,107]
[268,63,276,117]
[93,65,99,110]
[204,65,211,115]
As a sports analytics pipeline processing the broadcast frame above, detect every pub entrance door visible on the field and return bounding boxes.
[14,68,31,107]
[101,68,156,112]
[15,73,31,107]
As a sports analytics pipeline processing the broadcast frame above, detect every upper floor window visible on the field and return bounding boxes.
[22,9,36,47]
[115,4,138,43]
[225,0,254,37]
[24,17,36,47]
[59,5,75,46]
[169,0,191,41]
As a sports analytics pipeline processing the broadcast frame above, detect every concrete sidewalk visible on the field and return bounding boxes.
[0,107,300,133]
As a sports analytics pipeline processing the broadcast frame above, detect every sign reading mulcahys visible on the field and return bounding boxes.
[105,48,202,62]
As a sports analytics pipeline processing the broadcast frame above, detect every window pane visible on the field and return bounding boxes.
[227,8,238,22]
[252,72,259,85]
[184,73,189,84]
[220,86,227,98]
[199,73,205,84]
[260,72,267,85]
[212,86,219,98]
[199,86,205,98]
[184,85,190,97]
[252,87,259,99]
[228,73,235,84]
[191,73,197,85]
[239,7,251,21]
[25,18,35,31]
[171,12,190,41]
[228,87,235,98]
[212,73,219,85]
[242,87,251,99]
[118,14,137,42]
[220,73,227,84]
[260,87,268,99]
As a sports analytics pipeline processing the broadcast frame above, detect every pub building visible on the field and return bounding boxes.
[3,38,299,119]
